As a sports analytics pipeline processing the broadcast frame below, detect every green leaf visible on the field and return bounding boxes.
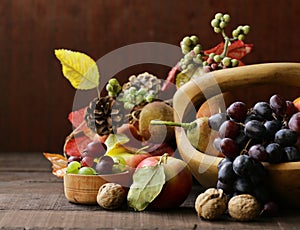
[54,49,100,90]
[127,165,165,211]
[105,133,130,151]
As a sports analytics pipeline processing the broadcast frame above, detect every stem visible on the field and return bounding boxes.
[220,37,230,58]
[150,120,195,130]
[158,153,169,165]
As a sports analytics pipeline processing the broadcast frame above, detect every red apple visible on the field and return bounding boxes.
[136,155,193,210]
[146,142,175,157]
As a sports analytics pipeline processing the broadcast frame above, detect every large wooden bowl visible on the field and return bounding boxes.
[173,63,300,207]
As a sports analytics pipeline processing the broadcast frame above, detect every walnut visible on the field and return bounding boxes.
[194,188,228,220]
[228,194,261,221]
[97,183,127,210]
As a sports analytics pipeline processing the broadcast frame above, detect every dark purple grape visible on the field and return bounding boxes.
[274,129,298,147]
[244,120,267,140]
[244,112,264,123]
[208,113,228,131]
[218,161,236,184]
[95,155,114,174]
[286,100,298,118]
[249,158,268,185]
[262,201,279,217]
[219,138,240,158]
[266,143,283,163]
[226,101,248,122]
[284,146,300,162]
[67,155,82,164]
[232,155,254,177]
[217,157,232,170]
[253,101,273,120]
[233,177,253,194]
[234,132,250,149]
[217,180,233,195]
[218,120,240,139]
[269,94,286,116]
[86,141,107,158]
[248,144,268,162]
[264,120,282,140]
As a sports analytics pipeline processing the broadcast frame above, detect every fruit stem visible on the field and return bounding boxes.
[150,120,195,130]
[158,153,169,165]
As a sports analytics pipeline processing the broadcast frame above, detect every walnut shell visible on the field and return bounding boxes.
[97,183,127,210]
[228,194,261,221]
[195,188,227,220]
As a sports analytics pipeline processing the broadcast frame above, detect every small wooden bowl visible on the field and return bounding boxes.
[64,171,132,204]
[173,63,300,207]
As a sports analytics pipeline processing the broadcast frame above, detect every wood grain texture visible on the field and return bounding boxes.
[2,152,300,229]
[0,0,299,152]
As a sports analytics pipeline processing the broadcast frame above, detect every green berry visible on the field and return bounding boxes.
[243,25,250,35]
[213,55,222,63]
[219,21,227,29]
[222,14,231,23]
[222,57,232,67]
[193,45,201,55]
[181,45,190,54]
[209,53,215,59]
[106,84,114,93]
[137,88,147,96]
[193,54,202,64]
[182,36,192,46]
[129,87,137,95]
[215,13,223,20]
[108,92,116,97]
[187,63,194,70]
[238,34,245,41]
[124,102,134,110]
[202,61,208,66]
[231,59,239,67]
[214,27,222,33]
[190,35,199,45]
[211,19,220,28]
[108,78,119,86]
[145,94,155,103]
[232,29,239,38]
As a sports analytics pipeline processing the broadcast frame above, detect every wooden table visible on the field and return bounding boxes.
[1,152,300,229]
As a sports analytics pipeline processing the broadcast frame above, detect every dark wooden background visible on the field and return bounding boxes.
[0,0,299,153]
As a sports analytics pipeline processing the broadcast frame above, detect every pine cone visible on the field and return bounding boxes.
[85,96,127,136]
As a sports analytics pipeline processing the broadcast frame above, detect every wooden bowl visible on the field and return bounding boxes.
[173,63,300,207]
[64,171,132,204]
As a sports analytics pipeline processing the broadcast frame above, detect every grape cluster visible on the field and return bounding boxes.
[179,35,203,72]
[208,94,299,212]
[203,53,239,73]
[232,25,251,41]
[117,72,162,110]
[106,78,122,97]
[210,13,231,34]
[66,140,126,175]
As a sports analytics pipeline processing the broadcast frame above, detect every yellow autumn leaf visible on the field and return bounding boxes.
[54,49,100,90]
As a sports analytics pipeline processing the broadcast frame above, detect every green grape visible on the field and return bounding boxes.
[108,78,119,86]
[222,57,232,67]
[215,13,223,20]
[219,21,227,29]
[243,25,250,35]
[187,63,194,70]
[106,84,114,93]
[231,59,239,67]
[202,61,208,66]
[193,54,202,64]
[193,45,201,55]
[145,93,155,103]
[137,88,147,96]
[232,29,239,38]
[238,34,245,41]
[124,102,134,110]
[222,14,231,23]
[209,53,215,59]
[211,19,220,28]
[78,166,97,175]
[66,161,81,174]
[214,27,222,33]
[182,36,192,46]
[129,87,137,95]
[181,45,190,54]
[135,94,144,105]
[213,55,222,63]
[190,35,199,45]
